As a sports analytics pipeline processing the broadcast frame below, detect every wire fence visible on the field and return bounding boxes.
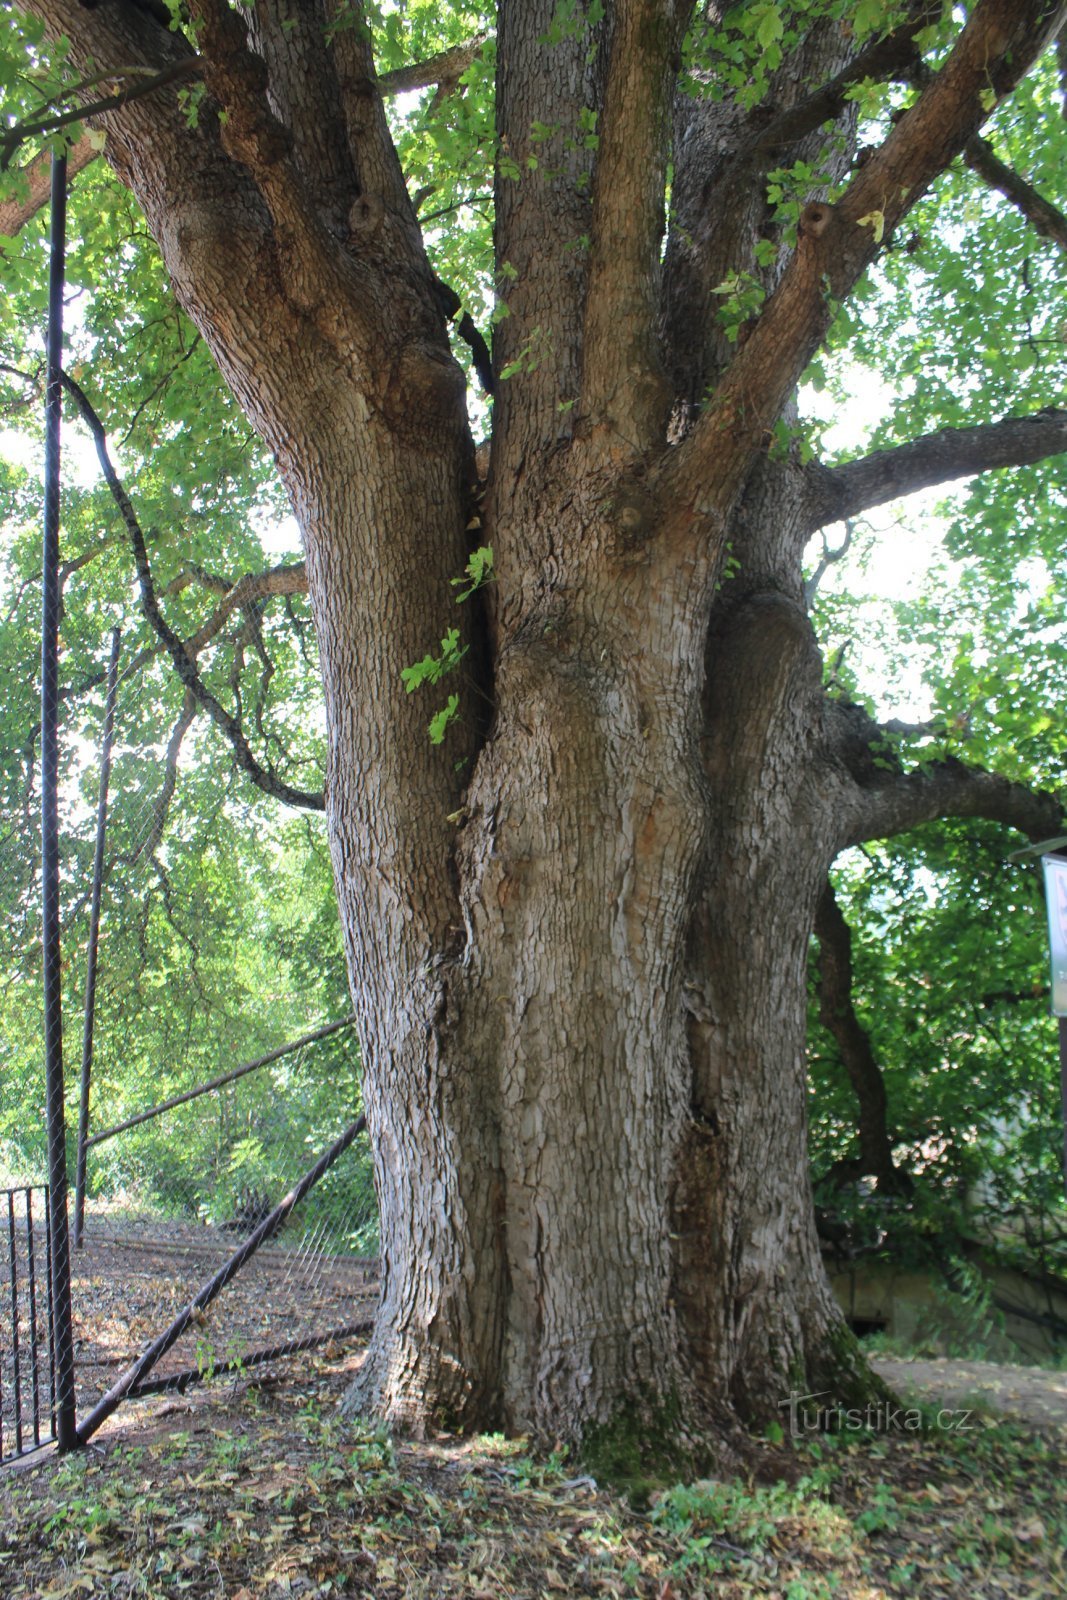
[0,600,379,1452]
[2,1011,379,1459]
[70,1018,378,1410]
[0,157,382,1457]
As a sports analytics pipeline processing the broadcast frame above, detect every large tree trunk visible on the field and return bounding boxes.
[19,0,1066,1457]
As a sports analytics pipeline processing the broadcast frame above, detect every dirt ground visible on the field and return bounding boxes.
[49,1225,1067,1442]
[5,1241,1067,1599]
[67,1232,379,1412]
[2,1344,1066,1599]
[873,1354,1067,1432]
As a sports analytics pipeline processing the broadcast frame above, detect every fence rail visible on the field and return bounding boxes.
[1,1186,55,1463]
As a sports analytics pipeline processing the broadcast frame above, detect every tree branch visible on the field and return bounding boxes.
[979,984,1050,1006]
[0,134,97,236]
[326,0,433,261]
[120,337,202,445]
[184,0,318,241]
[130,689,198,863]
[433,278,494,395]
[182,564,309,656]
[804,518,855,603]
[378,35,488,99]
[0,59,203,167]
[804,407,1067,535]
[906,49,1067,252]
[962,133,1067,253]
[756,3,939,152]
[13,0,286,357]
[579,0,694,451]
[840,734,1063,851]
[242,0,359,237]
[665,0,1067,517]
[187,0,420,335]
[59,369,324,811]
[814,878,911,1195]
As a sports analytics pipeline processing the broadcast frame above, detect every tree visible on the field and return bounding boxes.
[2,0,1066,1457]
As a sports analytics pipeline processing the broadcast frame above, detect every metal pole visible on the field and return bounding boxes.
[127,1319,375,1399]
[25,1191,43,1447]
[7,1193,23,1457]
[42,150,77,1452]
[1060,1017,1067,1202]
[74,626,121,1247]
[85,1014,356,1149]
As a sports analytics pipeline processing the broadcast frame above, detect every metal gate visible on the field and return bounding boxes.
[1,1186,56,1463]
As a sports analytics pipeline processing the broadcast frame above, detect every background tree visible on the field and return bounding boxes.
[1,0,1065,1461]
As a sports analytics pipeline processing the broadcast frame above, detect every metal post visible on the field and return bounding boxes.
[1060,1018,1067,1202]
[74,626,121,1247]
[43,1192,56,1440]
[42,150,78,1452]
[25,1191,43,1447]
[7,1194,23,1457]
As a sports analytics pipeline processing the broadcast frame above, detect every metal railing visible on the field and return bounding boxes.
[1,1186,56,1462]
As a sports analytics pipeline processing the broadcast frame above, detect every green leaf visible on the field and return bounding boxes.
[428,694,460,744]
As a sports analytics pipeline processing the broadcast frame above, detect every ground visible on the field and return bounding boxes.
[873,1354,1067,1432]
[67,1232,377,1407]
[1,1340,1064,1599]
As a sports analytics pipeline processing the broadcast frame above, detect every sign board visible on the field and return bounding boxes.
[1042,855,1067,1018]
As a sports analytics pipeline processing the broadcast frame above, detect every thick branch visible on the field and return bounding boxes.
[327,0,432,252]
[378,35,488,99]
[963,133,1067,253]
[580,0,694,450]
[185,0,322,246]
[804,408,1067,535]
[814,879,911,1195]
[182,564,309,656]
[242,0,358,236]
[0,134,97,236]
[756,3,939,152]
[60,369,324,811]
[188,0,424,345]
[13,0,283,346]
[841,743,1063,850]
[665,0,1067,515]
[492,0,603,464]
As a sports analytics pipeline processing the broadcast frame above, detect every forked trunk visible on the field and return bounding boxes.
[20,0,1058,1467]
[335,474,872,1447]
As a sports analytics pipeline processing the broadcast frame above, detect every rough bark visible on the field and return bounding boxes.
[15,0,1067,1457]
[814,880,910,1195]
[0,134,96,237]
[804,410,1067,535]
